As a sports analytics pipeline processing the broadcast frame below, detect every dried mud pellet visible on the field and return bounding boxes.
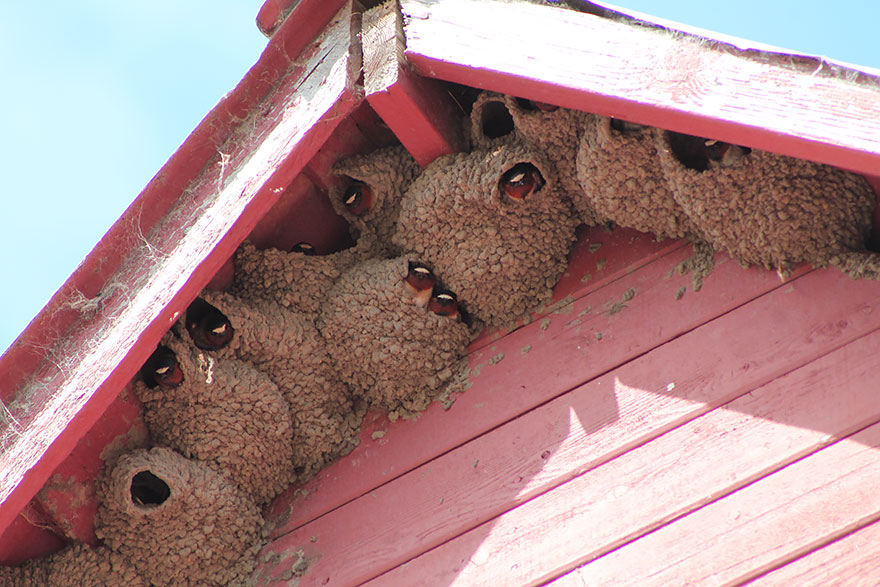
[0,544,148,587]
[230,239,367,316]
[196,291,363,481]
[577,116,699,241]
[394,142,579,326]
[94,447,263,587]
[133,336,294,504]
[499,93,604,226]
[318,256,473,414]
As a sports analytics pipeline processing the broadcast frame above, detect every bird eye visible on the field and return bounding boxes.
[185,298,234,350]
[291,242,317,255]
[499,163,545,201]
[342,181,374,217]
[428,289,460,321]
[142,345,184,388]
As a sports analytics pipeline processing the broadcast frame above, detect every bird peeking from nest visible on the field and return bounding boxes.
[342,181,374,217]
[404,261,436,308]
[499,162,545,201]
[290,242,317,255]
[185,298,234,350]
[141,345,184,388]
[667,131,751,172]
[428,289,460,322]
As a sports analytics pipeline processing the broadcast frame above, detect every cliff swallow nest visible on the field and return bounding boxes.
[18,89,876,585]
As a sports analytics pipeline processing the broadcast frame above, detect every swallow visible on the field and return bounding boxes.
[342,181,374,217]
[291,242,317,255]
[142,345,184,388]
[403,262,436,307]
[704,139,751,168]
[610,118,646,135]
[667,132,751,172]
[516,97,558,112]
[499,163,545,201]
[428,289,460,321]
[186,298,234,350]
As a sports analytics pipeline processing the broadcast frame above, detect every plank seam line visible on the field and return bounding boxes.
[729,513,880,586]
[359,321,880,586]
[275,264,815,540]
[535,403,880,587]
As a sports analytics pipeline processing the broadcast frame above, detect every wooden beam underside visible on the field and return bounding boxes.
[0,2,362,537]
[400,0,880,177]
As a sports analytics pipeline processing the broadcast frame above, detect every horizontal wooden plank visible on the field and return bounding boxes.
[564,419,880,586]
[369,324,880,586]
[400,0,880,177]
[748,518,880,586]
[0,3,362,538]
[257,264,880,586]
[263,232,789,537]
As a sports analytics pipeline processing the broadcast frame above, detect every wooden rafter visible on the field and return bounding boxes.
[0,2,362,538]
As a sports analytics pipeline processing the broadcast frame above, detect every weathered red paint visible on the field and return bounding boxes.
[0,2,361,542]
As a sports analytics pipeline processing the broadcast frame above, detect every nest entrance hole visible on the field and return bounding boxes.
[130,470,171,507]
[666,131,752,172]
[480,101,515,139]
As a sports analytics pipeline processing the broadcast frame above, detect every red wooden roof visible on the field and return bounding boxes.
[2,0,880,582]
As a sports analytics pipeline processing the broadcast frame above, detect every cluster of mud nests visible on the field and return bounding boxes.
[9,90,876,584]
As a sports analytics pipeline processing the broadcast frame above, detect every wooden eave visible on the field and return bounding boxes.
[2,0,880,571]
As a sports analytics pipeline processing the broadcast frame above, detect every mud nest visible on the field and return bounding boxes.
[229,240,366,316]
[655,129,876,276]
[327,145,422,258]
[318,256,473,415]
[578,116,700,241]
[470,91,604,226]
[0,544,147,587]
[195,291,363,482]
[134,335,295,505]
[394,141,580,325]
[94,447,263,587]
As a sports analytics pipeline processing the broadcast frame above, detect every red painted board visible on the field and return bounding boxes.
[400,0,880,179]
[363,0,466,167]
[303,102,401,194]
[33,385,148,546]
[749,518,880,586]
[564,418,880,586]
[0,4,362,539]
[0,503,65,566]
[263,232,798,538]
[370,325,880,586]
[257,267,880,586]
[244,174,350,254]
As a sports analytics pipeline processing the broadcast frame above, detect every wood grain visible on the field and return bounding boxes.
[259,264,880,585]
[369,324,880,586]
[564,420,880,586]
[0,3,362,538]
[748,519,880,586]
[400,0,880,177]
[263,234,788,538]
[363,0,466,167]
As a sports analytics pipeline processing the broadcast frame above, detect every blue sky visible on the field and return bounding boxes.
[1,0,878,354]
